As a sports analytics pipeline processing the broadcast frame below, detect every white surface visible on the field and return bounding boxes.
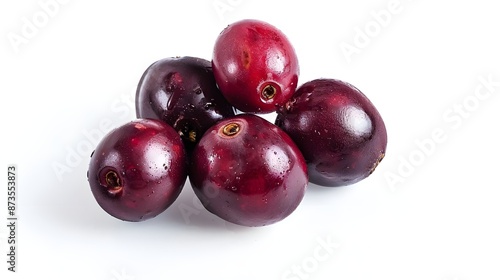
[1,0,500,279]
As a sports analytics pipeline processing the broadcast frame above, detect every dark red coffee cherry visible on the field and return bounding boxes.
[275,79,387,187]
[87,119,188,222]
[212,19,299,113]
[136,56,235,152]
[189,114,308,227]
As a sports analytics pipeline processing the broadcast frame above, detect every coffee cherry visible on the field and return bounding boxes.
[212,19,299,113]
[189,114,308,226]
[87,119,188,221]
[276,79,387,187]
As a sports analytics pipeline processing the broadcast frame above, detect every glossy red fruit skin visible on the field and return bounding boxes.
[87,119,188,222]
[189,114,308,227]
[136,56,235,152]
[212,19,299,113]
[275,79,387,187]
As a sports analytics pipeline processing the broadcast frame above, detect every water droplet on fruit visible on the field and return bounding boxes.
[204,102,215,110]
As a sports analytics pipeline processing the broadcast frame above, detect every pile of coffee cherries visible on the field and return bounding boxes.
[87,19,387,227]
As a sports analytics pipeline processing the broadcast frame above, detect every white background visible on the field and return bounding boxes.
[1,0,500,279]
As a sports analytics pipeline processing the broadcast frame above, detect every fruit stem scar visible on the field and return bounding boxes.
[222,123,240,136]
[176,121,198,143]
[188,130,197,142]
[105,171,123,196]
[262,84,277,100]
